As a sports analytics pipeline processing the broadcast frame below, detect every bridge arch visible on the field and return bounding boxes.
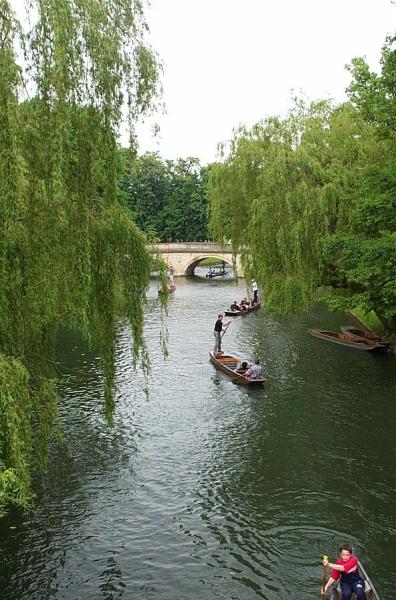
[184,255,233,277]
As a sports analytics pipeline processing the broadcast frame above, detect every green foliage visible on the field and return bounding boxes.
[0,0,159,514]
[119,152,209,241]
[208,36,396,326]
[0,357,32,516]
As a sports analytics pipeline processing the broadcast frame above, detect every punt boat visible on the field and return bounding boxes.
[332,560,380,599]
[225,301,261,317]
[209,351,266,385]
[206,269,226,278]
[340,326,389,349]
[308,329,387,352]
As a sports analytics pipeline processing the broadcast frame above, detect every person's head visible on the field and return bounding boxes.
[241,361,248,369]
[255,359,260,365]
[339,544,353,561]
[218,314,223,320]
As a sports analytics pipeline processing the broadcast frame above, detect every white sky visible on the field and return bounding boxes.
[135,0,396,164]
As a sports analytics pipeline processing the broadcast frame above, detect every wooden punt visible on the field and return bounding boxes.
[308,329,387,352]
[225,301,261,317]
[206,269,226,278]
[209,352,266,385]
[340,326,389,349]
[332,560,380,599]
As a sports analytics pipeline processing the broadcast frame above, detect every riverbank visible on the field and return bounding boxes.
[352,308,396,353]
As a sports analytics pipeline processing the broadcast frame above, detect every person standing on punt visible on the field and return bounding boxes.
[213,315,230,355]
[321,544,367,599]
[251,279,258,303]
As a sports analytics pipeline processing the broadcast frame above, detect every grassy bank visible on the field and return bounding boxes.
[351,308,386,335]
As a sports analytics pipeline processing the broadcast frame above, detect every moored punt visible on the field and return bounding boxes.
[340,326,389,349]
[225,301,261,317]
[209,351,266,385]
[332,560,380,600]
[308,329,387,352]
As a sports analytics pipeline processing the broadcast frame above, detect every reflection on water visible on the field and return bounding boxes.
[0,277,395,599]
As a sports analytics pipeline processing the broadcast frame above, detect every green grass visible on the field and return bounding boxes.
[351,308,386,335]
[199,257,227,266]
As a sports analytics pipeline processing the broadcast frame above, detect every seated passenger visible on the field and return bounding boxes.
[230,301,241,311]
[236,361,248,373]
[246,359,262,379]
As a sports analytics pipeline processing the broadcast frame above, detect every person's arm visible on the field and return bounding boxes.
[321,576,336,596]
[323,556,357,573]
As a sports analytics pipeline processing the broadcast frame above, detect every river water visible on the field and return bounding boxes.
[1,271,395,599]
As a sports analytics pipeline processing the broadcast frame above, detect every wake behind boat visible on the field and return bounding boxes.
[209,351,266,385]
[308,329,387,352]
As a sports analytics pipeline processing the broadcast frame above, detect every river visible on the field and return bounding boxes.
[1,271,395,599]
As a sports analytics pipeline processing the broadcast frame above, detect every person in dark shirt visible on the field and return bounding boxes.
[230,301,241,311]
[213,315,230,355]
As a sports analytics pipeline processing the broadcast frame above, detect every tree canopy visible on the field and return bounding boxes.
[118,152,209,242]
[208,35,396,330]
[0,0,159,515]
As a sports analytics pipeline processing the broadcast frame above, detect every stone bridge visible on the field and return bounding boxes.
[147,242,243,277]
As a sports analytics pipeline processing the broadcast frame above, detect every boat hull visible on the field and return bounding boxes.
[209,352,266,385]
[340,326,389,349]
[308,329,387,352]
[225,301,261,317]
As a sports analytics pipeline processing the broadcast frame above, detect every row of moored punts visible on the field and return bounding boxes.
[309,326,390,353]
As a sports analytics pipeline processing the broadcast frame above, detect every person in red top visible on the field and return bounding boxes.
[321,543,367,599]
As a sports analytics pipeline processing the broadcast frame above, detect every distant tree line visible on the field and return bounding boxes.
[208,35,396,332]
[118,152,209,242]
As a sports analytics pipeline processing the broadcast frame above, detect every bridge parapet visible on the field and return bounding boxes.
[147,242,234,253]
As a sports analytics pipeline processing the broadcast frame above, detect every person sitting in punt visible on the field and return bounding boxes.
[240,297,249,305]
[230,301,241,311]
[246,359,262,379]
[236,361,248,373]
[321,544,367,599]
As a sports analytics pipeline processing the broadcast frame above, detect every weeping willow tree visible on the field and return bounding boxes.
[208,98,380,313]
[0,0,160,515]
